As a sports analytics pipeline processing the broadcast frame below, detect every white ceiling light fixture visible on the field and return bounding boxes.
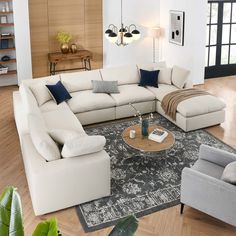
[105,0,141,46]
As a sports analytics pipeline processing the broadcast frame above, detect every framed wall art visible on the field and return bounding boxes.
[169,10,185,46]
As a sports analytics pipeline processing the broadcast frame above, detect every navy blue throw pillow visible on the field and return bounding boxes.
[139,69,160,88]
[46,81,72,105]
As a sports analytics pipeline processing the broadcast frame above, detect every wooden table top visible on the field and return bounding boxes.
[48,50,92,62]
[122,124,175,152]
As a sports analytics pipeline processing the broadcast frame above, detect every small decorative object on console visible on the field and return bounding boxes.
[56,31,72,54]
[70,43,78,53]
[148,128,168,143]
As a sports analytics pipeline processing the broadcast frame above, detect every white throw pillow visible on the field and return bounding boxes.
[61,135,106,158]
[28,114,61,161]
[49,129,83,145]
[221,161,236,185]
[156,67,172,85]
[171,66,190,89]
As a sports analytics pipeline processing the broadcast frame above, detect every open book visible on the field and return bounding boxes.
[148,128,168,143]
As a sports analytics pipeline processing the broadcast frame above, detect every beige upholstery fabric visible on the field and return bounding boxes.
[19,84,41,115]
[67,90,116,113]
[137,61,167,71]
[158,68,172,85]
[172,66,190,89]
[39,100,69,113]
[100,65,140,85]
[177,95,226,117]
[49,129,84,145]
[24,76,60,106]
[28,114,61,162]
[110,84,155,106]
[147,84,178,102]
[62,135,106,158]
[221,161,236,185]
[61,70,102,93]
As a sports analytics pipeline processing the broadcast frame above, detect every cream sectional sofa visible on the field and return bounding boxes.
[13,62,226,215]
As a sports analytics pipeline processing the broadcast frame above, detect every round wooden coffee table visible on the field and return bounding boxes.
[122,124,175,152]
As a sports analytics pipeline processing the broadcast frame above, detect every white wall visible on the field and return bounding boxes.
[13,0,32,84]
[103,0,160,67]
[160,0,207,84]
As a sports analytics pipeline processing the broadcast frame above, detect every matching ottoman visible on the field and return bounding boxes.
[157,94,226,132]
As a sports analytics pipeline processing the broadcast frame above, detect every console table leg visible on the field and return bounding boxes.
[88,58,91,70]
[49,62,53,75]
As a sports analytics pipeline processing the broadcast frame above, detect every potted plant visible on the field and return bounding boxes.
[56,31,72,54]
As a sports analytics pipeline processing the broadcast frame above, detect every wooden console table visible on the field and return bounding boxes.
[48,50,93,75]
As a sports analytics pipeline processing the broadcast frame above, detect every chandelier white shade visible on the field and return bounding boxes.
[104,0,141,46]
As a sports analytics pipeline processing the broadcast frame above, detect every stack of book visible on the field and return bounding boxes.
[148,128,168,143]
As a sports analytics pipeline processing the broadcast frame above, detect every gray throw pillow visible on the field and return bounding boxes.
[92,80,120,94]
[221,161,236,185]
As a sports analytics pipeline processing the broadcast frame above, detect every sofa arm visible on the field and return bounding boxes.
[199,144,236,167]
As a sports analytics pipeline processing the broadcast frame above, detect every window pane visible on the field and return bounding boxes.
[222,24,230,44]
[231,24,236,44]
[223,3,231,23]
[207,4,211,24]
[211,3,218,24]
[206,25,209,45]
[221,45,229,64]
[205,47,209,67]
[209,46,216,66]
[232,3,236,23]
[210,25,217,45]
[230,45,236,64]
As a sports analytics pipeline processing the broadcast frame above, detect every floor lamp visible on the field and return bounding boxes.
[151,27,161,63]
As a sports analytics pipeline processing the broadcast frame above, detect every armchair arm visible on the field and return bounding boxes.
[181,167,236,227]
[199,144,236,167]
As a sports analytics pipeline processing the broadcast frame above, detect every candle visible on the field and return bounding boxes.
[129,130,136,139]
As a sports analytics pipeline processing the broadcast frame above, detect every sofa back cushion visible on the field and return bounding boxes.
[61,70,102,93]
[19,84,41,115]
[22,75,60,106]
[100,65,140,85]
[157,68,172,85]
[28,114,61,162]
[171,66,190,89]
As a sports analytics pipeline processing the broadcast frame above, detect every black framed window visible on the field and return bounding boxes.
[205,0,236,79]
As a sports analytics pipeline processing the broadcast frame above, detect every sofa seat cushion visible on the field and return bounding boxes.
[147,84,178,102]
[40,101,69,113]
[177,95,226,118]
[110,84,155,106]
[67,90,116,113]
[192,159,224,179]
[42,108,85,134]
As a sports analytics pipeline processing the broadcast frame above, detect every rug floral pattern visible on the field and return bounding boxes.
[76,114,236,232]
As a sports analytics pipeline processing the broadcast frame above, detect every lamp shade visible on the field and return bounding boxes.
[151,27,161,38]
[124,32,133,44]
[105,29,113,39]
[108,32,118,43]
[131,29,141,41]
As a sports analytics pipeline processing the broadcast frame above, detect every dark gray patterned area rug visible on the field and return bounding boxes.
[76,113,235,232]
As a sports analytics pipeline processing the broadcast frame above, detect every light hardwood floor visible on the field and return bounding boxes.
[0,76,236,236]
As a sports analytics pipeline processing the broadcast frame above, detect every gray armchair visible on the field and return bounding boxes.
[180,144,236,227]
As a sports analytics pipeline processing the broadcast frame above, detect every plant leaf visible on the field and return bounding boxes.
[109,215,138,236]
[0,186,24,236]
[32,218,59,236]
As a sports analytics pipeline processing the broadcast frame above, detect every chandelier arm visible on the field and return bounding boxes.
[128,24,137,32]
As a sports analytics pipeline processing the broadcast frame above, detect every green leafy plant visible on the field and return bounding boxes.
[56,31,72,44]
[109,215,138,236]
[0,186,61,236]
[0,186,24,236]
[32,218,61,236]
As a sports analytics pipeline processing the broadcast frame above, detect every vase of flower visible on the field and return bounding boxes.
[56,31,72,54]
[141,119,149,137]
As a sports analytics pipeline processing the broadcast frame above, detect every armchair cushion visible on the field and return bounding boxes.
[221,161,236,185]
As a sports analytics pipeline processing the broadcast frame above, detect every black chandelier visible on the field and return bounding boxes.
[104,0,141,46]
